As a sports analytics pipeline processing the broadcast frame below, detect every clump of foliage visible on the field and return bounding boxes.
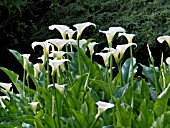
[0,22,170,127]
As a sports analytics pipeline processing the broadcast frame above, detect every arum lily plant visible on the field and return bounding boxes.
[0,23,170,128]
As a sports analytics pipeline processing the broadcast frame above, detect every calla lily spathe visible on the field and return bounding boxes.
[48,83,67,95]
[118,33,135,43]
[116,43,137,58]
[103,47,120,63]
[73,22,96,39]
[46,39,71,51]
[95,52,112,66]
[166,57,170,66]
[49,59,70,75]
[29,102,39,114]
[66,29,76,39]
[49,51,66,60]
[22,54,30,70]
[99,27,125,45]
[0,82,12,92]
[32,41,51,55]
[33,63,42,77]
[95,101,115,118]
[88,42,98,56]
[70,39,87,48]
[38,55,46,65]
[49,25,69,39]
[157,35,170,47]
[103,43,137,63]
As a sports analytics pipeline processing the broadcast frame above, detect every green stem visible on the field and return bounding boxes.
[46,55,50,87]
[109,42,113,84]
[90,117,98,128]
[105,66,109,82]
[150,55,159,98]
[109,55,113,84]
[66,44,70,72]
[22,69,26,97]
[77,39,82,76]
[130,47,134,109]
[52,74,60,128]
[63,95,74,128]
[118,62,123,87]
[26,74,30,102]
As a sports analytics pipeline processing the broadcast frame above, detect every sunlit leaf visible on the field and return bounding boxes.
[154,84,170,117]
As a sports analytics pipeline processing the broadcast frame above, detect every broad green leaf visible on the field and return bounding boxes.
[116,100,132,127]
[135,77,150,100]
[9,49,34,75]
[71,109,88,128]
[43,114,55,128]
[140,64,160,88]
[91,79,111,99]
[137,99,154,128]
[122,57,137,84]
[151,111,170,128]
[115,84,129,99]
[9,49,23,65]
[78,47,102,79]
[84,91,95,117]
[34,118,45,128]
[154,84,170,117]
[70,73,87,100]
[0,67,35,94]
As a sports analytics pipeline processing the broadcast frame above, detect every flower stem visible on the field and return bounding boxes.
[52,74,60,128]
[90,117,98,128]
[26,74,30,102]
[46,55,50,87]
[130,47,134,109]
[118,62,123,87]
[22,69,26,97]
[77,39,82,76]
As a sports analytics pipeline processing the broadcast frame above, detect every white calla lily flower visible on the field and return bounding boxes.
[116,43,137,58]
[29,102,39,114]
[95,52,112,66]
[38,55,46,65]
[22,54,30,70]
[48,83,67,95]
[109,27,126,33]
[0,82,12,92]
[100,27,125,45]
[0,96,10,109]
[95,101,115,118]
[46,39,70,51]
[49,25,69,39]
[0,96,10,100]
[99,30,114,45]
[49,59,70,75]
[87,42,98,56]
[118,33,135,43]
[32,41,51,55]
[73,22,96,39]
[157,35,170,47]
[33,63,42,77]
[66,29,76,39]
[166,57,170,66]
[70,39,87,48]
[49,51,66,60]
[103,47,120,63]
